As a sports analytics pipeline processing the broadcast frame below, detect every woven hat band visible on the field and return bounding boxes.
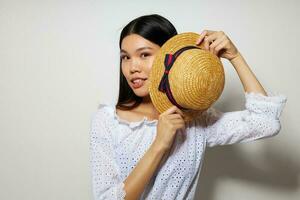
[158,45,201,110]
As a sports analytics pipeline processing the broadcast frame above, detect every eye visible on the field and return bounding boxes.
[141,53,150,58]
[121,55,129,60]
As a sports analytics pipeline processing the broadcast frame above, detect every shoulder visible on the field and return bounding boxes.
[90,103,118,139]
[204,107,223,118]
[191,107,222,127]
[97,103,115,114]
[91,103,116,124]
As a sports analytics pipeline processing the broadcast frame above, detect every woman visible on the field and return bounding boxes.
[90,14,287,200]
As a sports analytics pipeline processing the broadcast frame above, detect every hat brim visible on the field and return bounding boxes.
[149,32,224,122]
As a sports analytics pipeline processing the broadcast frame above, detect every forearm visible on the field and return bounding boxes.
[230,52,267,96]
[123,141,168,200]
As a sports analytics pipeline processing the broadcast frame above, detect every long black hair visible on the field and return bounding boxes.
[116,14,177,110]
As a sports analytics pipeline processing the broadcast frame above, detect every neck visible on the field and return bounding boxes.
[139,95,160,119]
[142,94,152,104]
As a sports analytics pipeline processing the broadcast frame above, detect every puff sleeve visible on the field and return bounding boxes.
[203,91,287,147]
[89,106,126,200]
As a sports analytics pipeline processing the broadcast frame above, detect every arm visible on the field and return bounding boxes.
[203,92,287,147]
[90,109,126,200]
[90,105,169,200]
[123,140,168,200]
[196,30,267,96]
[230,52,267,95]
[195,30,287,147]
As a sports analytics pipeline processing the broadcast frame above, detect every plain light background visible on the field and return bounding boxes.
[0,0,299,199]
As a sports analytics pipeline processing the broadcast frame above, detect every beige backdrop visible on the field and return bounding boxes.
[0,0,299,199]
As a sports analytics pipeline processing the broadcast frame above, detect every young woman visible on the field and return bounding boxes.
[90,14,287,200]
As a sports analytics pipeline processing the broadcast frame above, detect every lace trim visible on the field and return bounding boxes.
[98,91,286,128]
[98,103,158,129]
[245,91,287,104]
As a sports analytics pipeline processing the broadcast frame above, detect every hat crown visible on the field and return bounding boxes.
[149,32,225,121]
[169,48,224,110]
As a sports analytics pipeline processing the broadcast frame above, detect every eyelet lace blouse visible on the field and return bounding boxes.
[89,91,287,200]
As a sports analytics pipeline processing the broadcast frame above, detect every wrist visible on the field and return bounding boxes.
[151,140,169,154]
[229,52,242,62]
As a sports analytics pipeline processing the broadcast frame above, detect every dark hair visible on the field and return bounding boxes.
[116,14,177,110]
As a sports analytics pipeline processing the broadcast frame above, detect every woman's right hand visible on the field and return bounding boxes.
[154,106,186,152]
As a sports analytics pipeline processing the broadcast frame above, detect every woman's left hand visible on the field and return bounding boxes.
[196,30,240,61]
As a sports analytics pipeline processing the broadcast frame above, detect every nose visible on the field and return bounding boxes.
[130,58,141,73]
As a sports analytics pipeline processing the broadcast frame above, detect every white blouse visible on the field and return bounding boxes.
[89,91,287,200]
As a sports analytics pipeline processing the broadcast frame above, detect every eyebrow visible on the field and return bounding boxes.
[120,47,153,54]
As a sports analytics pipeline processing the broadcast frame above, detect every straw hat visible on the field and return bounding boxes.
[149,32,225,122]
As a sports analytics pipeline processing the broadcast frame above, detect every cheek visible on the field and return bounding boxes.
[146,57,155,73]
[121,65,129,79]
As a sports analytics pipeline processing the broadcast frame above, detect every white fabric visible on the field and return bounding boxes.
[89,91,287,200]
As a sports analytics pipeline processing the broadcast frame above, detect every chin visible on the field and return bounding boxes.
[133,90,149,97]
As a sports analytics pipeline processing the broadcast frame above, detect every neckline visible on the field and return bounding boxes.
[112,105,158,128]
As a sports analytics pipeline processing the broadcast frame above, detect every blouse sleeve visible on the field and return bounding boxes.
[89,106,126,200]
[203,91,287,147]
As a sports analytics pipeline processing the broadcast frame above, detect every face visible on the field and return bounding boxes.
[120,34,160,97]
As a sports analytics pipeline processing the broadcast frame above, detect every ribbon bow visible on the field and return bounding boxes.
[158,46,201,109]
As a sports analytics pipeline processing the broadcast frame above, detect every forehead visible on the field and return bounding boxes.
[121,34,160,53]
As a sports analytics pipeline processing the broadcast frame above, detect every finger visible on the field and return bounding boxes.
[209,35,225,55]
[196,30,209,45]
[172,118,184,123]
[163,106,179,115]
[209,35,226,49]
[206,32,226,52]
[203,36,210,50]
[167,113,183,120]
[202,29,215,36]
[173,107,185,118]
[172,119,185,128]
[162,106,185,118]
[203,34,218,50]
[196,32,206,45]
[173,121,186,130]
[215,39,229,56]
[204,32,220,44]
[196,30,216,45]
